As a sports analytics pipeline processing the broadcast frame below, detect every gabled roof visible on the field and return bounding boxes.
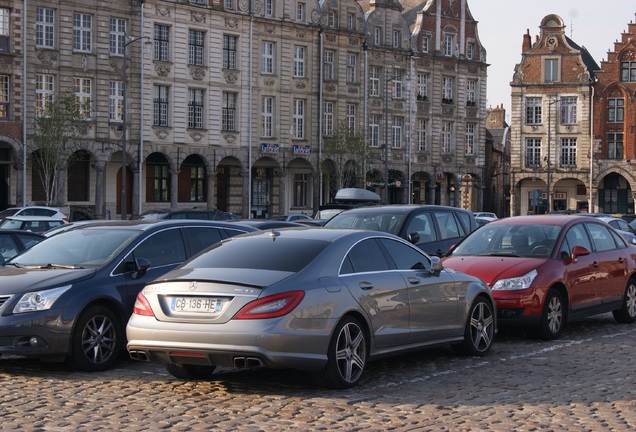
[565,36,601,78]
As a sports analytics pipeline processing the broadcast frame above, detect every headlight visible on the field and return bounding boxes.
[13,285,72,314]
[491,269,537,291]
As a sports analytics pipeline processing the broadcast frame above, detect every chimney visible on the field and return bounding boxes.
[522,29,532,52]
[486,105,506,129]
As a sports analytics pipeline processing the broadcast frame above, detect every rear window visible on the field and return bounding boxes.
[325,212,405,235]
[184,237,330,272]
[0,208,19,219]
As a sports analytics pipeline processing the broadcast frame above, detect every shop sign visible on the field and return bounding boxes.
[260,143,279,154]
[293,145,311,155]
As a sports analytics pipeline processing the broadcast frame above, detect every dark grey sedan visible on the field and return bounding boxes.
[127,228,496,389]
[324,205,478,257]
[0,220,256,371]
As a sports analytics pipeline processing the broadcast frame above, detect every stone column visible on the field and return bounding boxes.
[428,179,437,205]
[14,161,24,206]
[57,167,67,207]
[131,163,140,218]
[206,167,215,209]
[93,161,105,218]
[278,169,286,217]
[170,168,178,209]
[242,169,250,218]
[510,183,518,216]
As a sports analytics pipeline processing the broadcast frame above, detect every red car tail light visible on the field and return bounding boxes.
[133,292,155,317]
[234,291,304,320]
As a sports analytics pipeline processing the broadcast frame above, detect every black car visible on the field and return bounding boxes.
[324,205,478,257]
[231,220,307,230]
[136,208,234,221]
[0,230,45,263]
[0,220,257,371]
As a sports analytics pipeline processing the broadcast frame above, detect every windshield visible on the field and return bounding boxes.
[315,209,345,220]
[450,224,562,258]
[325,212,406,235]
[8,228,140,267]
[0,219,23,229]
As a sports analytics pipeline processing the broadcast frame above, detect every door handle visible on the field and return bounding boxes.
[359,281,374,290]
[407,276,420,285]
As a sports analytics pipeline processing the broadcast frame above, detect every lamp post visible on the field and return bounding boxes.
[121,35,150,220]
[381,65,411,204]
[546,96,559,213]
[383,76,390,204]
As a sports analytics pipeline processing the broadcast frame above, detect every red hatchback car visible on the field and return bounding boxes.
[443,215,636,339]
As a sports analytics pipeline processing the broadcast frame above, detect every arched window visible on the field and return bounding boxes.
[179,154,206,202]
[68,150,90,201]
[146,153,170,202]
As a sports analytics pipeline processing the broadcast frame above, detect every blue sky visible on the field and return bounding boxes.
[468,0,635,120]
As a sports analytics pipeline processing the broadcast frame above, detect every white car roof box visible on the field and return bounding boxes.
[334,188,381,203]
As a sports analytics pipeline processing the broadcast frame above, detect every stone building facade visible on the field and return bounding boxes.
[0,0,488,219]
[510,14,597,216]
[592,14,636,215]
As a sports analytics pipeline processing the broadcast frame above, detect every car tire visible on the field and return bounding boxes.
[452,296,495,356]
[315,316,367,389]
[536,290,565,340]
[612,279,636,324]
[67,305,122,372]
[165,363,217,380]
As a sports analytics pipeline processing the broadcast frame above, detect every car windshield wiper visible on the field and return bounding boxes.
[22,263,85,270]
[483,252,522,258]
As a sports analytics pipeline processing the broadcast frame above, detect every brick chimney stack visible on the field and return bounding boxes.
[486,105,507,129]
[522,29,532,52]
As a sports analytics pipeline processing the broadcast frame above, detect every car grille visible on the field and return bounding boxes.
[0,295,11,310]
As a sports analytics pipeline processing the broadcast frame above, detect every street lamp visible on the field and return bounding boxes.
[121,35,150,220]
[546,96,559,213]
[383,77,390,204]
[382,72,401,204]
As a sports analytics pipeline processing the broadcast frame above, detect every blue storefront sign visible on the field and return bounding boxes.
[293,145,311,155]
[260,143,279,154]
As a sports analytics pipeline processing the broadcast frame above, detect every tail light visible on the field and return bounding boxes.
[234,291,304,320]
[133,292,155,317]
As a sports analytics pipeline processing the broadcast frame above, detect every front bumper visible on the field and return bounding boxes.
[0,308,73,359]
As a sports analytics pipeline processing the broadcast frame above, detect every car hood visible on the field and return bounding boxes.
[443,256,546,285]
[153,267,295,288]
[0,266,97,295]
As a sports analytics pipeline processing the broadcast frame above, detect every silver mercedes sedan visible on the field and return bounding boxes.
[127,228,496,389]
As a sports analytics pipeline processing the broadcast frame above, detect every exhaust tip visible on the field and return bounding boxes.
[234,356,263,368]
[129,350,150,362]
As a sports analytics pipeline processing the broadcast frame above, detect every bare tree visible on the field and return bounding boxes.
[29,91,89,205]
[322,120,373,190]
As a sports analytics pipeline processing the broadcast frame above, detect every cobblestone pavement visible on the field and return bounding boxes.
[1,313,635,431]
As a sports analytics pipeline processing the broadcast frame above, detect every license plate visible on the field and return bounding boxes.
[170,296,221,313]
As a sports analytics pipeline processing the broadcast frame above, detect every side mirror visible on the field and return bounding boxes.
[131,258,151,279]
[408,232,420,244]
[571,245,590,262]
[429,256,443,276]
